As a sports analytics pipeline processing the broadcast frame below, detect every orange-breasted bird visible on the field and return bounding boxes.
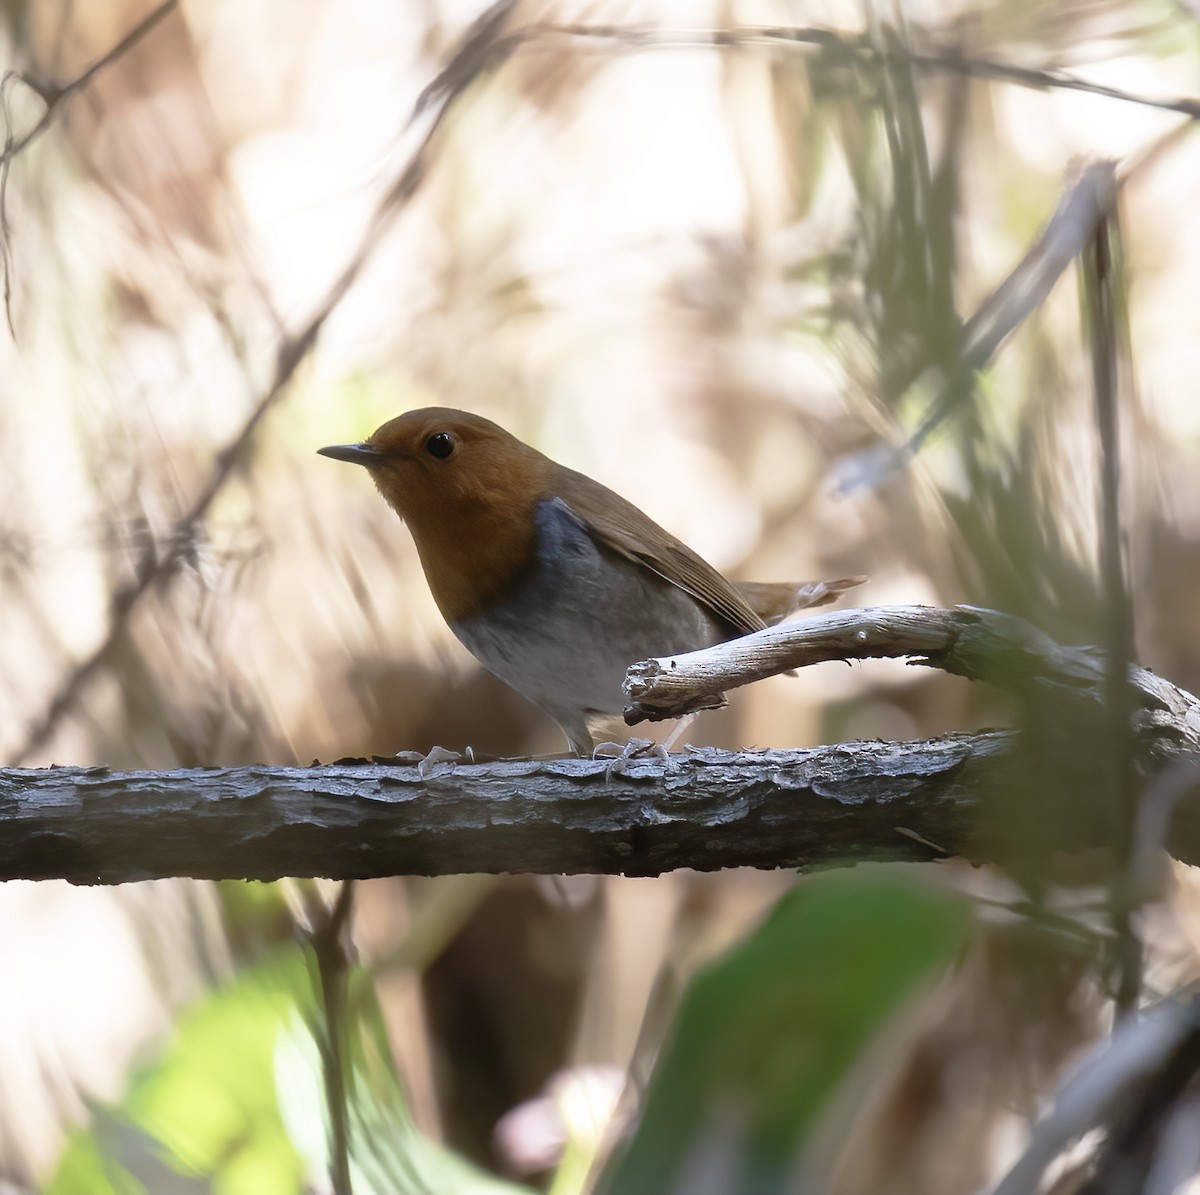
[319,408,860,754]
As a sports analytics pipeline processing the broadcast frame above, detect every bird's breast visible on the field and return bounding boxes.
[450,497,728,720]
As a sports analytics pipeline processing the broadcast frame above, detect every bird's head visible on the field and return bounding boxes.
[320,407,547,522]
[318,407,552,619]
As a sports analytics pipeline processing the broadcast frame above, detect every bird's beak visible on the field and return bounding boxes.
[317,442,380,466]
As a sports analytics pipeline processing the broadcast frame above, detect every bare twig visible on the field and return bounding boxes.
[10,9,522,765]
[993,1002,1200,1195]
[901,44,1200,122]
[0,0,179,164]
[306,882,357,1195]
[835,160,1119,489]
[413,0,519,118]
[1082,208,1141,1015]
[623,604,1200,762]
[532,23,1200,121]
[911,162,1117,445]
[0,1,180,333]
[1078,1012,1200,1195]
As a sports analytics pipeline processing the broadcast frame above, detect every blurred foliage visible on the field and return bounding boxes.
[45,937,531,1195]
[2,0,1200,1193]
[600,871,969,1195]
[46,950,309,1195]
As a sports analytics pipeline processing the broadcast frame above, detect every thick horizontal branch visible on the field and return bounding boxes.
[624,605,1200,764]
[5,606,1197,884]
[3,723,1200,884]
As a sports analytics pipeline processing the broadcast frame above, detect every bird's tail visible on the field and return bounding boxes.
[734,576,867,626]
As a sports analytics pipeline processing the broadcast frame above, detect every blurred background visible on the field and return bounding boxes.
[3,0,1200,1192]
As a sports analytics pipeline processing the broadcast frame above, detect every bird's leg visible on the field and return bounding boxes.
[659,713,698,753]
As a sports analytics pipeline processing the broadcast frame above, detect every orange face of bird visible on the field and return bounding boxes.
[320,408,542,520]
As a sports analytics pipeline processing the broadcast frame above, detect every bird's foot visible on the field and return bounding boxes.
[393,744,474,778]
[593,737,670,779]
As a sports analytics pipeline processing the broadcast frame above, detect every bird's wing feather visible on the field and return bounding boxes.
[553,470,765,636]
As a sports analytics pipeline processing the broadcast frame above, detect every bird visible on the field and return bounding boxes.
[319,408,860,755]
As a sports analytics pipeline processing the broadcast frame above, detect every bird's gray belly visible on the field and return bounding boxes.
[452,498,727,720]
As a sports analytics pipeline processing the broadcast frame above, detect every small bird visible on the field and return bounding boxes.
[319,408,859,755]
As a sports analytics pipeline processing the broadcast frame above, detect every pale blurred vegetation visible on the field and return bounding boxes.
[2,0,1200,1193]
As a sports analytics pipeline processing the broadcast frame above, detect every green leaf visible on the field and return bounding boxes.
[44,950,309,1195]
[46,1128,146,1195]
[45,940,533,1195]
[600,871,969,1195]
[125,951,308,1190]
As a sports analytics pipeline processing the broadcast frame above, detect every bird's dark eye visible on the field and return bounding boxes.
[425,432,455,460]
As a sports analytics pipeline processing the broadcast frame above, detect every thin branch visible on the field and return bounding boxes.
[623,604,1200,763]
[0,1,180,332]
[307,882,357,1195]
[906,162,1117,455]
[835,159,1118,489]
[413,0,519,118]
[1077,1008,1200,1195]
[10,4,522,765]
[530,23,1200,121]
[0,0,179,165]
[901,44,1200,122]
[993,1001,1200,1195]
[1082,207,1141,1015]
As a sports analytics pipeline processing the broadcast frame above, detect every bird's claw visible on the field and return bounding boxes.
[593,737,670,779]
[394,745,472,778]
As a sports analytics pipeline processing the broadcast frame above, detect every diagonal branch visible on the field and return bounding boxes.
[830,159,1119,489]
[1,0,181,332]
[0,0,180,165]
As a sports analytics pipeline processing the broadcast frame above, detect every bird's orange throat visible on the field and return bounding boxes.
[399,495,542,625]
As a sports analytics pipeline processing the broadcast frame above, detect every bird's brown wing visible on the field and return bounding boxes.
[554,468,766,636]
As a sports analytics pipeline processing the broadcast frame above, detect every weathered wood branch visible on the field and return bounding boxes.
[0,728,1196,884]
[624,605,1200,767]
[4,605,1199,885]
[0,732,1155,884]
